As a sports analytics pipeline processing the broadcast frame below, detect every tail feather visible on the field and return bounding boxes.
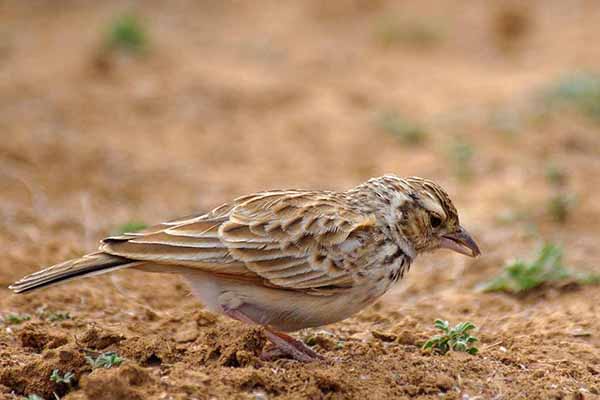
[9,252,143,294]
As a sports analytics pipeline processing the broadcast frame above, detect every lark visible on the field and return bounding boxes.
[10,175,480,362]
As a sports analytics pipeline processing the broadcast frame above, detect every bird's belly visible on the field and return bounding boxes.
[183,272,379,332]
[241,289,375,332]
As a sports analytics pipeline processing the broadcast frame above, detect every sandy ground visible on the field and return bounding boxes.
[1,1,599,399]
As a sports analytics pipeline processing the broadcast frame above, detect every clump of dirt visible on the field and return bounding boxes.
[0,342,88,399]
[17,323,68,352]
[191,321,266,367]
[79,326,124,350]
[119,334,180,367]
[80,365,154,400]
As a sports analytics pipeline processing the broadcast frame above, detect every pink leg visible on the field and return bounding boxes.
[224,308,324,362]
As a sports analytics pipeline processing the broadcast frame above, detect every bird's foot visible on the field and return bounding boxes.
[259,346,290,361]
[223,308,324,363]
[262,328,325,362]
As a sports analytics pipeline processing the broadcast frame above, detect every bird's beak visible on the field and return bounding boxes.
[440,226,481,257]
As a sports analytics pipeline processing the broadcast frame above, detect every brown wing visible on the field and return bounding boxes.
[100,190,379,291]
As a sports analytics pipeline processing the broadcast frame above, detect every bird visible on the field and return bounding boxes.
[9,175,480,362]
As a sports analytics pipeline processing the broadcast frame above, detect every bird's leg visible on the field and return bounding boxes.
[262,327,325,361]
[223,308,323,362]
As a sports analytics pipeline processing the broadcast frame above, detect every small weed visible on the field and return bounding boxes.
[544,163,574,223]
[50,369,75,385]
[2,313,31,325]
[448,138,475,181]
[85,352,124,369]
[37,307,71,322]
[545,163,567,187]
[374,15,443,48]
[547,193,576,223]
[24,395,44,400]
[375,111,427,145]
[304,336,317,346]
[422,319,479,355]
[112,221,147,235]
[47,311,71,322]
[479,243,600,294]
[540,72,600,122]
[105,14,147,54]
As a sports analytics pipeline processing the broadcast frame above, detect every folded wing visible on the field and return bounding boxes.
[101,190,378,291]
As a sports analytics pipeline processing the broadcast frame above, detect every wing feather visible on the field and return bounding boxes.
[127,232,224,248]
[101,190,379,293]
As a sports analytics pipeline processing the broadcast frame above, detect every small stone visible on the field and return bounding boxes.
[174,322,198,343]
[371,330,397,342]
[59,349,74,362]
[196,310,217,327]
[395,330,417,345]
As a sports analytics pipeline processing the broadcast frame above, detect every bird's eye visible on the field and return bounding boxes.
[430,215,442,228]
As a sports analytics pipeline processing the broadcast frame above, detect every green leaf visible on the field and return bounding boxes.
[86,352,124,369]
[112,221,147,235]
[105,14,148,54]
[47,312,71,322]
[50,369,75,385]
[3,313,31,325]
[479,243,598,294]
[24,395,45,400]
[423,319,479,355]
[434,319,449,332]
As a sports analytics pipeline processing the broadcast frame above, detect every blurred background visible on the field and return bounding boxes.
[2,0,599,278]
[1,1,600,398]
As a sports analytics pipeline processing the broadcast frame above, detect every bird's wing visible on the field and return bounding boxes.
[100,190,379,291]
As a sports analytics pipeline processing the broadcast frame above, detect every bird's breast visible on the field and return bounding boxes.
[366,247,411,299]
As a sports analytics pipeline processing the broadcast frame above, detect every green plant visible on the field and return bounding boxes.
[112,221,147,235]
[24,395,44,400]
[47,311,71,322]
[540,72,600,122]
[375,111,427,145]
[304,336,318,346]
[547,193,575,223]
[422,319,479,355]
[50,369,75,385]
[105,14,147,54]
[479,243,600,293]
[545,163,567,187]
[37,307,71,322]
[85,352,124,369]
[2,313,31,325]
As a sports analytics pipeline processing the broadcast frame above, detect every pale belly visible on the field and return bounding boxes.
[183,271,389,332]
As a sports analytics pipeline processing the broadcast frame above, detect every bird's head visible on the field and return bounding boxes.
[358,175,481,258]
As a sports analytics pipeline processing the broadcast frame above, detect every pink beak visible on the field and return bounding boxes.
[440,226,481,257]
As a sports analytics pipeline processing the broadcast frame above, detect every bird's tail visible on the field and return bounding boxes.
[9,252,144,294]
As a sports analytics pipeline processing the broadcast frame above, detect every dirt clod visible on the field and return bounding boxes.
[79,326,125,350]
[18,323,68,352]
[81,365,152,400]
